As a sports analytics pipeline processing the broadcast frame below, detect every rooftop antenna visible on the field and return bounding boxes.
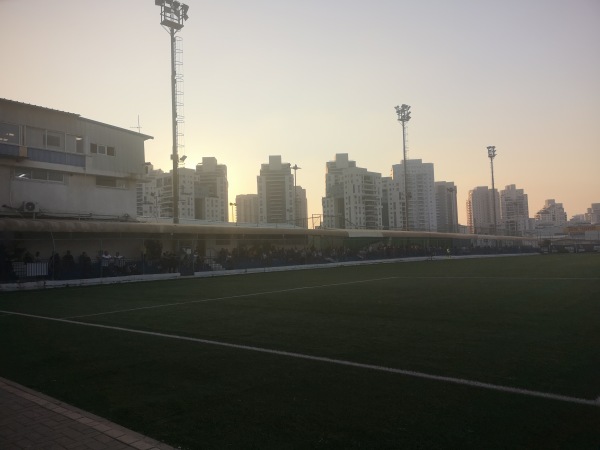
[130,115,142,134]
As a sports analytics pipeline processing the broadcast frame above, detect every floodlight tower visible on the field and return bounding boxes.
[487,146,498,235]
[156,0,189,224]
[291,164,301,226]
[395,104,412,231]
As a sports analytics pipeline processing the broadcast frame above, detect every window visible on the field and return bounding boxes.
[26,127,44,148]
[48,171,64,182]
[0,122,20,144]
[90,142,115,156]
[14,168,65,183]
[44,131,63,149]
[96,176,126,189]
[66,135,84,153]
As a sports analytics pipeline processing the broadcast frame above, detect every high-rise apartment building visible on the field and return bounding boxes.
[294,186,308,228]
[137,163,162,218]
[235,194,259,224]
[500,184,529,236]
[585,203,600,224]
[535,199,567,226]
[322,153,382,229]
[195,157,228,222]
[137,158,228,222]
[153,167,196,220]
[388,159,436,232]
[257,155,295,225]
[435,181,458,233]
[467,186,500,234]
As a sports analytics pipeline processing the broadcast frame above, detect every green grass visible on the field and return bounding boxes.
[1,254,599,449]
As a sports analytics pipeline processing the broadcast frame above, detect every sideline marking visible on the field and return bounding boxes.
[1,309,598,408]
[64,274,598,320]
[64,276,399,319]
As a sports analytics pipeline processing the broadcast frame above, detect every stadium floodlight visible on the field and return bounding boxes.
[156,0,189,224]
[395,104,412,231]
[487,146,498,235]
[292,164,301,227]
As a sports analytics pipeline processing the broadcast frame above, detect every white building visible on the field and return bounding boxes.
[389,159,436,232]
[535,199,567,227]
[585,203,600,224]
[294,186,308,228]
[500,184,529,236]
[322,153,382,230]
[0,98,150,220]
[235,194,258,224]
[195,157,228,222]
[138,157,229,222]
[467,186,500,234]
[257,155,295,225]
[153,167,196,220]
[137,162,163,218]
[435,181,458,233]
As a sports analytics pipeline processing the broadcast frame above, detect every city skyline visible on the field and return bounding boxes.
[2,0,598,224]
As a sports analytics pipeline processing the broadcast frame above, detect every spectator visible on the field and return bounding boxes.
[62,250,75,276]
[101,250,113,276]
[79,251,92,278]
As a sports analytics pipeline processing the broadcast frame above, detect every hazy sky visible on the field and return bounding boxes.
[2,0,599,225]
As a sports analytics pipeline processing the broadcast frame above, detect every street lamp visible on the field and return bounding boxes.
[395,104,411,231]
[156,0,189,224]
[487,146,497,235]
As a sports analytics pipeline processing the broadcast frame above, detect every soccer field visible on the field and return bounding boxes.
[1,254,599,449]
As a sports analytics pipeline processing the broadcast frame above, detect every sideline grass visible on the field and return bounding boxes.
[1,254,599,449]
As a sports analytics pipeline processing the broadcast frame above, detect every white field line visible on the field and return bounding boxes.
[63,274,598,320]
[64,276,399,319]
[1,309,599,408]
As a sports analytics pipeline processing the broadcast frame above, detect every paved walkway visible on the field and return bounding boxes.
[0,377,174,450]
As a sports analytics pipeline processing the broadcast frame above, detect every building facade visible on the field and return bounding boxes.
[322,153,382,230]
[500,184,529,236]
[389,159,437,232]
[585,203,600,224]
[294,186,308,228]
[257,155,295,225]
[535,199,567,227]
[0,98,150,220]
[195,157,228,222]
[467,186,501,234]
[137,158,229,223]
[235,194,259,224]
[137,162,163,218]
[435,181,459,233]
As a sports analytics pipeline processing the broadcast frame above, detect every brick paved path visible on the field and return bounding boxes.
[0,377,174,449]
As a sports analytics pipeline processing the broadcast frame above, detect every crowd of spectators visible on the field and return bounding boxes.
[0,247,142,282]
[0,241,538,283]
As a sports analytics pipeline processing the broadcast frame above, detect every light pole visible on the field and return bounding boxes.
[395,104,411,231]
[229,202,236,223]
[447,186,457,233]
[292,164,301,227]
[487,146,497,235]
[156,0,189,224]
